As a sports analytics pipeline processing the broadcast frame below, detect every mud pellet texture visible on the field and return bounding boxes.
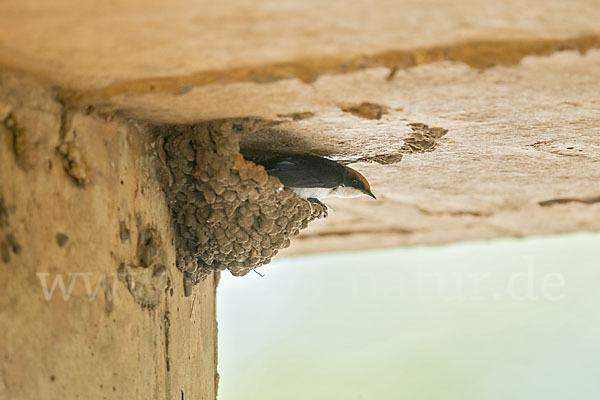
[155,118,322,294]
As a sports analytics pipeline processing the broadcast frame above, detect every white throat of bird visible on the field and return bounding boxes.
[289,185,366,199]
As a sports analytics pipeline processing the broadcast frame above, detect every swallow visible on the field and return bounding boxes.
[261,154,376,217]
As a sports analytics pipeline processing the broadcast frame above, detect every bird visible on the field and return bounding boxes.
[260,154,376,218]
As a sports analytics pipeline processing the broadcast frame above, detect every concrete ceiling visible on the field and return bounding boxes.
[1,0,599,255]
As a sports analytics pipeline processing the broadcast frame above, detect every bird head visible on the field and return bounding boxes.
[341,165,376,199]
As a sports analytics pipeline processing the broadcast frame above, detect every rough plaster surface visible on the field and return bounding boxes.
[1,1,600,398]
[280,51,600,254]
[69,50,600,255]
[1,0,599,91]
[0,75,217,400]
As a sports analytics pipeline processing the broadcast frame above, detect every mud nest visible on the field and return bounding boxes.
[155,118,324,295]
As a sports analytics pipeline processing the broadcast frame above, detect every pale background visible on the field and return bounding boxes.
[218,233,600,399]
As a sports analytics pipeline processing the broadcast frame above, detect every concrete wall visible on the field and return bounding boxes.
[0,74,217,400]
[1,1,599,399]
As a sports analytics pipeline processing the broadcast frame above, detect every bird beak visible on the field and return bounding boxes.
[364,189,376,199]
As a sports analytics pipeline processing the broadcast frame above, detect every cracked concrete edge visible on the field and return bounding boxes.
[59,34,600,104]
[284,203,600,256]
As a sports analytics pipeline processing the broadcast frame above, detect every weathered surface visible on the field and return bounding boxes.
[1,0,600,398]
[0,74,217,400]
[278,51,600,254]
[62,49,599,256]
[1,0,599,92]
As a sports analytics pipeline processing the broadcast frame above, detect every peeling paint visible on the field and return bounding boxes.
[401,123,448,153]
[341,102,389,120]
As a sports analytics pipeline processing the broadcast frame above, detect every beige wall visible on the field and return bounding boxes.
[0,74,217,400]
[1,1,600,399]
